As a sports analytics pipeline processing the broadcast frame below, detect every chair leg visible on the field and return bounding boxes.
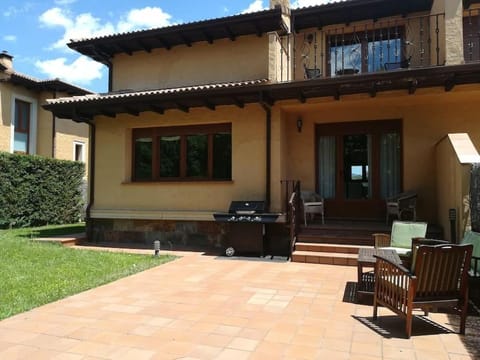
[406,309,413,339]
[304,210,307,227]
[373,299,378,320]
[321,212,324,224]
[459,297,469,335]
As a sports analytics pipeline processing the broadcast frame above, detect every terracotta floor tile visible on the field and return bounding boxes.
[0,252,473,359]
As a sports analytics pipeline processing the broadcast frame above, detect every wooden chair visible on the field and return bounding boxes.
[301,191,324,225]
[373,221,427,259]
[386,191,417,224]
[373,243,473,338]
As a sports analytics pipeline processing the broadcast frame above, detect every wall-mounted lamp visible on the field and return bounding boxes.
[297,117,303,133]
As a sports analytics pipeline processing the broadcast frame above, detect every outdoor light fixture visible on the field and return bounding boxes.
[154,240,160,256]
[297,117,303,133]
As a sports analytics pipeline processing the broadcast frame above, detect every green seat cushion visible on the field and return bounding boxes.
[461,230,480,275]
[390,221,428,249]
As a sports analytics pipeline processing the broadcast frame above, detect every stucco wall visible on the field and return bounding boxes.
[280,85,480,223]
[0,84,89,171]
[91,104,267,220]
[112,36,269,91]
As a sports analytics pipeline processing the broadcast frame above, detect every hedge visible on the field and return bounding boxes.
[0,152,85,228]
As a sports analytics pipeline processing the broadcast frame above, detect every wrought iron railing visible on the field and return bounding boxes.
[294,13,446,80]
[464,8,480,63]
[288,181,301,259]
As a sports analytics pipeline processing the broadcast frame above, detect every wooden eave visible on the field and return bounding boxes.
[7,73,91,96]
[43,63,480,122]
[68,8,286,65]
[292,0,434,31]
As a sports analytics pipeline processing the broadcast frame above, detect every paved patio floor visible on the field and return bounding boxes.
[0,251,478,359]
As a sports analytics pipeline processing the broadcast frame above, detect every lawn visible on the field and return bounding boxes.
[0,224,176,320]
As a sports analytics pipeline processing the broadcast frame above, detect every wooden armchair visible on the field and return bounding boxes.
[373,221,427,258]
[373,243,473,338]
[386,191,417,224]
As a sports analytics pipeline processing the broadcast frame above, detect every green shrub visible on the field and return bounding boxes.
[0,152,85,228]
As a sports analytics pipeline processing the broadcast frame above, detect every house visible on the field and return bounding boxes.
[0,51,90,167]
[44,0,480,253]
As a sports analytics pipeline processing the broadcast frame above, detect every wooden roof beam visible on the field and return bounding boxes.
[125,107,140,116]
[204,100,216,111]
[179,33,192,47]
[137,39,152,53]
[156,36,172,50]
[225,26,237,41]
[232,97,245,108]
[149,105,165,115]
[176,103,189,113]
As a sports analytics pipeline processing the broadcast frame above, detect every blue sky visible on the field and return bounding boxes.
[1,0,329,93]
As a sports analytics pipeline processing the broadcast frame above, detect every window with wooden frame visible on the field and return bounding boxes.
[132,124,232,181]
[464,14,480,63]
[13,99,31,154]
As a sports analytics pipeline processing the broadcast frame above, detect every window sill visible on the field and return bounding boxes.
[122,180,234,185]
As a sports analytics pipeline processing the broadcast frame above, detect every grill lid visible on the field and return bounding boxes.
[228,201,265,214]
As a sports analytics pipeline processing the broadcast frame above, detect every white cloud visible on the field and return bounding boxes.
[35,56,104,85]
[242,0,266,14]
[39,6,173,50]
[3,35,17,42]
[39,7,115,50]
[291,0,333,8]
[117,7,172,33]
[3,3,34,17]
[54,0,77,5]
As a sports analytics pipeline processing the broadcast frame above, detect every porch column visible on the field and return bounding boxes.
[269,105,286,213]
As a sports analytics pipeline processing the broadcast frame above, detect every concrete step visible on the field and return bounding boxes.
[294,242,369,254]
[297,233,373,246]
[291,250,358,266]
[35,233,86,247]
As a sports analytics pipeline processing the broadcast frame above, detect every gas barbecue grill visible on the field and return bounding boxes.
[213,201,282,257]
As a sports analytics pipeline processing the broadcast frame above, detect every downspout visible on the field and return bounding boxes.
[51,90,57,158]
[260,99,272,211]
[107,61,113,92]
[84,118,96,241]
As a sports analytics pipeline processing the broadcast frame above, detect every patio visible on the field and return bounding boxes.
[0,251,478,359]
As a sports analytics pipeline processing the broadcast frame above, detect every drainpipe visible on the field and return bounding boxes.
[260,98,272,211]
[83,116,96,241]
[51,91,57,158]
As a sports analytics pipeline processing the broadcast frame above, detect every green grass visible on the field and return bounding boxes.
[0,224,176,320]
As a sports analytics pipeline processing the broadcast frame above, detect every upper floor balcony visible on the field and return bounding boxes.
[271,7,480,83]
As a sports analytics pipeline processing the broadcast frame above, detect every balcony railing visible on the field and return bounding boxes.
[464,8,480,63]
[292,13,446,81]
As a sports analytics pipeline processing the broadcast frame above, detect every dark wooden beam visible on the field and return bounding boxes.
[445,76,456,92]
[179,33,192,47]
[202,30,214,44]
[225,26,236,41]
[125,107,140,116]
[137,39,152,53]
[298,90,306,103]
[204,100,216,111]
[100,110,116,118]
[260,92,274,107]
[253,22,263,37]
[149,105,165,115]
[232,97,245,108]
[156,36,171,50]
[369,82,377,98]
[176,103,189,113]
[116,44,133,56]
[408,79,418,94]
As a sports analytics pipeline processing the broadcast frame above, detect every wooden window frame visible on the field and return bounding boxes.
[132,123,232,182]
[13,99,31,154]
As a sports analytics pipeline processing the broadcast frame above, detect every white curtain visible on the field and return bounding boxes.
[380,133,401,198]
[318,136,336,199]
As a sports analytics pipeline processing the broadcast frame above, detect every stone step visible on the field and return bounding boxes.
[297,233,373,246]
[291,250,358,266]
[35,233,86,247]
[294,242,370,254]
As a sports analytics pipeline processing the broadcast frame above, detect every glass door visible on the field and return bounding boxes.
[316,120,401,220]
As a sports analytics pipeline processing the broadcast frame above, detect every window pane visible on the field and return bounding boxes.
[134,137,152,180]
[380,132,401,198]
[14,132,28,153]
[15,100,30,131]
[159,136,180,177]
[187,134,208,177]
[213,133,232,179]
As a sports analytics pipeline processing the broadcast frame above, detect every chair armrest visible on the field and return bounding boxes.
[373,233,391,248]
[374,255,415,313]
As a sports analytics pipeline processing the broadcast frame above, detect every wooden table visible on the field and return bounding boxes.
[356,248,402,302]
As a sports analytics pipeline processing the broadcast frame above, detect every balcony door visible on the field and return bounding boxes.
[316,120,402,220]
